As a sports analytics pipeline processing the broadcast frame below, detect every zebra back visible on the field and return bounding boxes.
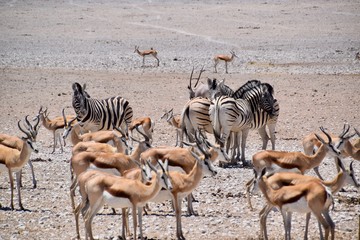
[72,82,133,132]
[209,95,252,144]
[180,97,213,142]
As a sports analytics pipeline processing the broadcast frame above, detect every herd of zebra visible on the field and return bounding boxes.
[71,73,280,167]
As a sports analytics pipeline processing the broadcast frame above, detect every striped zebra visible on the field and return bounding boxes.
[180,97,213,144]
[233,80,279,151]
[71,82,133,134]
[210,80,277,165]
[209,95,253,165]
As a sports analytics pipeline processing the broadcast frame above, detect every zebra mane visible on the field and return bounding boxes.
[232,80,275,99]
[232,80,262,99]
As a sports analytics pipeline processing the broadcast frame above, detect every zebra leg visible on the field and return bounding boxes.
[240,129,250,166]
[258,126,270,150]
[267,122,276,150]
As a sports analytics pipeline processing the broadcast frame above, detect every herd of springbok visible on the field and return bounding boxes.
[1,65,359,240]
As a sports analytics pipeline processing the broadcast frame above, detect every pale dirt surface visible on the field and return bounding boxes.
[0,1,360,240]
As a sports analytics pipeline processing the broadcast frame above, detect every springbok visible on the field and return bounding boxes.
[214,50,238,74]
[0,118,39,210]
[134,45,160,67]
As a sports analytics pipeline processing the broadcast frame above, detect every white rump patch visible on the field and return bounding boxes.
[103,191,132,208]
[282,196,310,214]
[88,164,120,176]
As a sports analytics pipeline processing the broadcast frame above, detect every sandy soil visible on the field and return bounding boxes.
[0,1,360,240]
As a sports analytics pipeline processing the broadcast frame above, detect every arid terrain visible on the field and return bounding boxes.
[0,1,359,240]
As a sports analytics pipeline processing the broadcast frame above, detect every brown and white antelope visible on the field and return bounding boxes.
[140,133,221,215]
[147,150,217,240]
[69,132,151,211]
[36,106,76,153]
[0,118,39,210]
[246,127,346,210]
[73,162,153,240]
[256,157,359,240]
[161,108,182,146]
[63,109,130,153]
[79,160,172,240]
[213,50,238,74]
[302,124,358,179]
[129,116,155,144]
[256,168,335,240]
[134,45,160,67]
[0,115,40,188]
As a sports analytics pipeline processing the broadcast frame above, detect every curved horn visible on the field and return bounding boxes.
[339,123,350,138]
[112,123,127,138]
[18,120,32,139]
[194,66,205,88]
[135,125,149,142]
[189,66,195,89]
[194,130,210,159]
[62,108,68,126]
[320,126,332,144]
[33,114,40,131]
[354,128,360,137]
[24,115,34,132]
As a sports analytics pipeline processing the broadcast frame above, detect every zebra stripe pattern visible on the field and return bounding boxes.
[210,80,278,164]
[210,95,252,145]
[180,97,213,143]
[72,82,133,132]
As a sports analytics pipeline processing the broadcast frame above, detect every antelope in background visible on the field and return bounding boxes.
[214,50,238,74]
[134,45,160,67]
[161,108,182,146]
[36,106,76,153]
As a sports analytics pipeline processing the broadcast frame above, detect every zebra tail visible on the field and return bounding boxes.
[211,97,222,144]
[180,105,195,142]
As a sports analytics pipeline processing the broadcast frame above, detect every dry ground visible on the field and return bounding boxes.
[1,1,360,240]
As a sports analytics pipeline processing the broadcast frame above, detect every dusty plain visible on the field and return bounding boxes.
[0,0,359,239]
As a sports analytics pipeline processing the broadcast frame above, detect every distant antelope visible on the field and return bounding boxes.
[134,45,160,67]
[214,50,238,74]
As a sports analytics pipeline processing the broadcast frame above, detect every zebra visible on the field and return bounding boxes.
[209,95,253,166]
[211,79,279,152]
[180,97,213,145]
[210,80,277,166]
[71,82,133,134]
[233,80,279,151]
